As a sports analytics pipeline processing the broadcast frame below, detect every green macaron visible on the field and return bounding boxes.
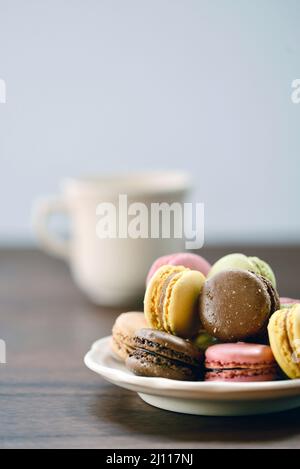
[208,253,276,288]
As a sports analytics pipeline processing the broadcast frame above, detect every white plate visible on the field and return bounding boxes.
[84,336,300,416]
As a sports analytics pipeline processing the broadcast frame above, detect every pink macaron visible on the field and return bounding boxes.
[146,252,211,284]
[280,297,300,306]
[205,343,278,382]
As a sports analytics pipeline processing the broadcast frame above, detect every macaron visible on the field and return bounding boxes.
[200,269,280,342]
[268,304,300,379]
[144,265,205,338]
[192,330,218,351]
[208,253,276,288]
[146,252,211,284]
[126,328,203,380]
[280,297,300,307]
[205,343,278,382]
[111,312,148,361]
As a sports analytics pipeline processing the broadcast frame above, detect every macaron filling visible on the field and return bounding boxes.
[158,271,183,333]
[284,310,299,367]
[148,266,184,330]
[282,308,300,376]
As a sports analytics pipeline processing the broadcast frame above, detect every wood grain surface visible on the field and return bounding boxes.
[0,247,300,449]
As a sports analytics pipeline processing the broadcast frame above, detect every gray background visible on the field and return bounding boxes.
[0,0,299,245]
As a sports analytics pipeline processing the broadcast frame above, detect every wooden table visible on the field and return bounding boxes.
[1,247,300,449]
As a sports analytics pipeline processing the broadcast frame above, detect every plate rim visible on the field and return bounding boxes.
[84,336,300,398]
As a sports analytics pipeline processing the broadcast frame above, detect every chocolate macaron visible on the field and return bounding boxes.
[200,269,280,342]
[126,329,203,380]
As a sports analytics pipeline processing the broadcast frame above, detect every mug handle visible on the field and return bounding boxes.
[32,197,70,260]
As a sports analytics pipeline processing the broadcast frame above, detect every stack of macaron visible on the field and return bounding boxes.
[111,252,300,382]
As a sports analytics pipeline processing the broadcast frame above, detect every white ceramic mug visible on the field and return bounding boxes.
[33,172,191,306]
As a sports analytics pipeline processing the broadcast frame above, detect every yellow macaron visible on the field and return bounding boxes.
[268,304,300,379]
[144,265,205,338]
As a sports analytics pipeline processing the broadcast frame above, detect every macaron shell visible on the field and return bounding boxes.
[249,256,276,288]
[133,328,202,366]
[286,304,300,366]
[126,350,198,380]
[200,269,274,342]
[205,368,278,382]
[126,328,202,381]
[268,309,300,379]
[111,336,134,362]
[208,253,252,279]
[205,342,276,369]
[146,255,173,284]
[280,297,300,306]
[208,253,276,288]
[127,327,202,380]
[146,252,211,284]
[161,270,185,333]
[193,331,218,351]
[166,270,205,338]
[168,253,211,276]
[111,312,148,361]
[113,312,148,335]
